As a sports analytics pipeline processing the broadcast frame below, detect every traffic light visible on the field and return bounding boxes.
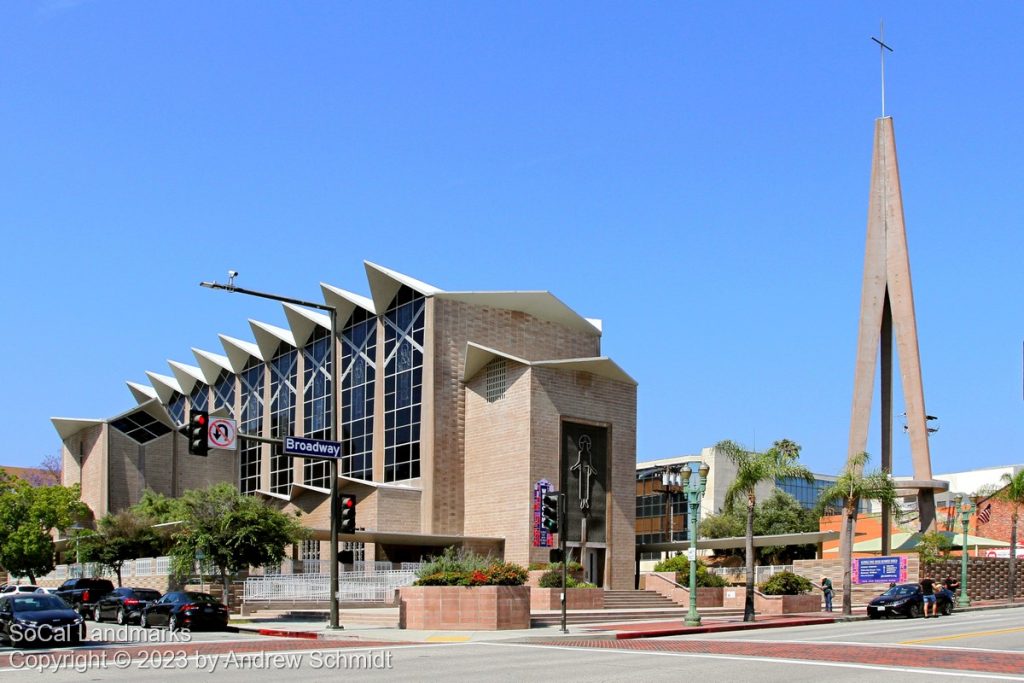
[542,491,560,534]
[187,410,209,456]
[338,494,357,534]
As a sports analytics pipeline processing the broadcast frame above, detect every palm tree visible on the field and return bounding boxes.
[816,452,898,615]
[719,439,815,622]
[994,470,1024,602]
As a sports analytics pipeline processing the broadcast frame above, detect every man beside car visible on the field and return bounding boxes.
[920,577,937,617]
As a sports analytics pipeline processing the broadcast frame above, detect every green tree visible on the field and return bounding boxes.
[915,530,953,564]
[131,489,185,523]
[701,492,818,565]
[816,452,899,615]
[78,509,166,586]
[699,507,745,560]
[0,475,87,582]
[719,439,814,622]
[994,471,1024,602]
[168,484,306,601]
[754,491,819,565]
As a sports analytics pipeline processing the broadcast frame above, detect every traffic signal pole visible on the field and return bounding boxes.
[560,491,568,634]
[200,278,342,630]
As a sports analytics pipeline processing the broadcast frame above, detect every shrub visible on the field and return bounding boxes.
[652,555,727,587]
[759,571,812,595]
[416,546,492,579]
[485,562,529,586]
[413,547,528,586]
[538,570,599,588]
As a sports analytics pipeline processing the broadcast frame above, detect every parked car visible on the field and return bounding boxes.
[53,578,116,616]
[0,594,86,647]
[1,585,42,594]
[867,582,954,619]
[93,587,163,625]
[140,591,229,631]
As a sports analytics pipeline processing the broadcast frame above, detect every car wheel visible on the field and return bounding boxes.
[908,603,922,619]
[868,611,881,620]
[116,607,127,626]
[168,615,178,632]
[140,612,149,629]
[93,605,102,622]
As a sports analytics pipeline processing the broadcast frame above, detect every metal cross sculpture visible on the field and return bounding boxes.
[569,434,597,512]
[871,22,894,117]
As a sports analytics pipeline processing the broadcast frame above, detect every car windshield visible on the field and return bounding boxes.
[133,590,162,601]
[185,593,219,604]
[882,585,917,598]
[11,595,71,612]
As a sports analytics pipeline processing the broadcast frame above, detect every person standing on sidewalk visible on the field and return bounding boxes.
[820,576,834,612]
[920,577,937,617]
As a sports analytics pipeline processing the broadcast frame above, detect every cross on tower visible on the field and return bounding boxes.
[871,22,894,117]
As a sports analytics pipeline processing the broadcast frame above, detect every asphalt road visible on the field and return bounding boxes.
[1,608,1022,681]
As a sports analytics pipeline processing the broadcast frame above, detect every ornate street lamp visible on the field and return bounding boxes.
[685,461,710,627]
[659,467,684,548]
[953,493,980,608]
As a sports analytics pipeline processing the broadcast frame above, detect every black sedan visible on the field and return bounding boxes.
[92,587,163,625]
[867,582,954,619]
[140,591,229,631]
[0,594,86,647]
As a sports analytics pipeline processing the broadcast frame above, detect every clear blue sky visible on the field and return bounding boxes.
[2,2,1021,478]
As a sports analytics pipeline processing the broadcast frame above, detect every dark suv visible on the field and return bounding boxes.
[54,578,116,616]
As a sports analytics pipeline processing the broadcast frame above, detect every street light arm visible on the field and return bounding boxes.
[200,281,334,313]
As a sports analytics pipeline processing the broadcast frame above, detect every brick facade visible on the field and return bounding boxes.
[56,266,637,591]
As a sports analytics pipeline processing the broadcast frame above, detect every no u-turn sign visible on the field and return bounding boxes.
[207,418,237,450]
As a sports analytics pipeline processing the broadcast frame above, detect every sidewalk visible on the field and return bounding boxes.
[229,600,1024,644]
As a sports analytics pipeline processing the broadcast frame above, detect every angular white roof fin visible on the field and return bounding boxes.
[282,302,331,347]
[145,371,183,404]
[191,348,233,383]
[218,334,263,372]
[364,261,442,313]
[248,319,296,360]
[126,381,158,404]
[167,360,206,395]
[321,282,376,324]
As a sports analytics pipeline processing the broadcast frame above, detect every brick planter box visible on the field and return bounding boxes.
[755,592,822,615]
[399,586,530,630]
[530,587,605,611]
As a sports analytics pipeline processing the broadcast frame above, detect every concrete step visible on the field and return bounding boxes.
[602,590,680,609]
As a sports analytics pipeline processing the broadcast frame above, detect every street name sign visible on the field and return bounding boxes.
[283,436,342,459]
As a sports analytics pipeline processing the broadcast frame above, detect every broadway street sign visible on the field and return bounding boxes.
[283,436,342,459]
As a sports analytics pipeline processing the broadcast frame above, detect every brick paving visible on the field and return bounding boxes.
[538,638,1024,675]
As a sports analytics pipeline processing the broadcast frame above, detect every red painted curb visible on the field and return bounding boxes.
[255,628,320,639]
[614,617,837,640]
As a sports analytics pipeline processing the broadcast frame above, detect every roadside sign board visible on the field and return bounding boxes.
[207,418,237,450]
[852,555,907,584]
[283,436,342,459]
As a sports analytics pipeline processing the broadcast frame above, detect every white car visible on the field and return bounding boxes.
[1,585,42,594]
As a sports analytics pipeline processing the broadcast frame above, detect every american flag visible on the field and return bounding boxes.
[978,503,992,525]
